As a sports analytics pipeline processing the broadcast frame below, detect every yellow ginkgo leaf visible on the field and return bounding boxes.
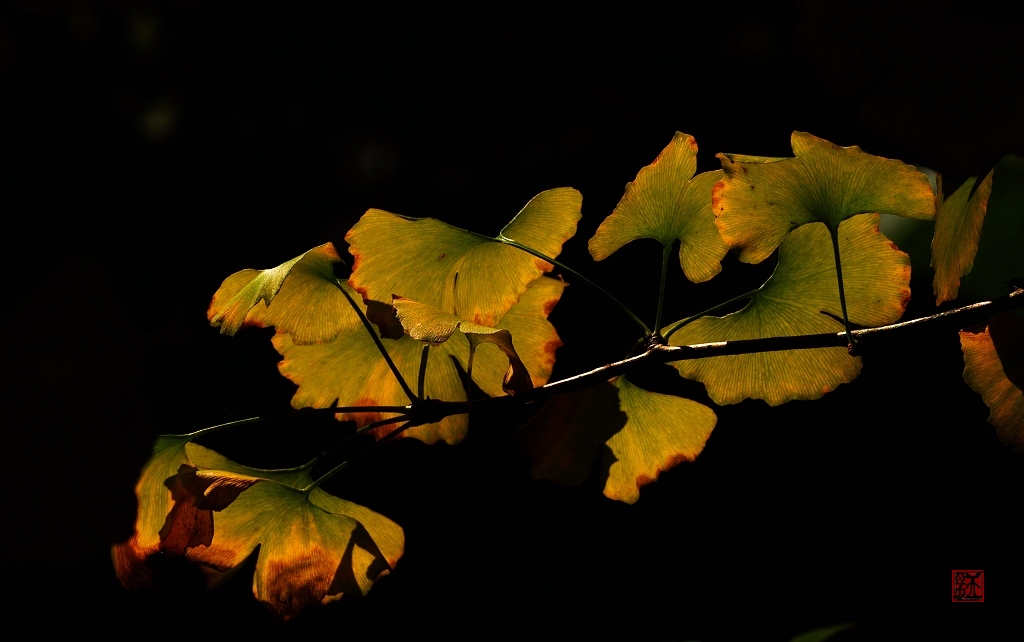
[713,131,935,264]
[346,188,581,326]
[209,243,362,345]
[931,170,995,305]
[961,312,1024,453]
[589,132,728,283]
[669,214,910,405]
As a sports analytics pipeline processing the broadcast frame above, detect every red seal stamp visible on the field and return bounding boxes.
[952,570,984,602]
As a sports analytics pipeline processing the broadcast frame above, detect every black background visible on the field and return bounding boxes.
[2,1,1022,639]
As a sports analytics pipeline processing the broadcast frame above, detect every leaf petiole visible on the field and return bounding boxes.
[828,225,857,352]
[333,280,419,402]
[302,418,418,491]
[496,236,651,335]
[654,242,672,335]
[662,286,762,342]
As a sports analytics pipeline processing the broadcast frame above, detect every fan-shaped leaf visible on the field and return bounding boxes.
[209,243,361,344]
[275,276,566,443]
[177,474,403,621]
[589,132,728,283]
[519,376,716,504]
[669,214,910,405]
[392,295,532,394]
[961,313,1024,453]
[346,188,581,326]
[714,131,935,264]
[931,170,995,305]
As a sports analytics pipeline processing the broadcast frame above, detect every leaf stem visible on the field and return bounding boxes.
[177,405,412,439]
[417,344,430,400]
[305,415,410,469]
[333,280,418,402]
[302,419,416,492]
[828,225,856,351]
[661,287,762,342]
[465,343,476,402]
[497,237,651,335]
[654,243,672,335]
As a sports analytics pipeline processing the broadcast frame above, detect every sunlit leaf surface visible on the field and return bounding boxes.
[961,313,1024,453]
[392,295,532,394]
[589,132,728,282]
[670,214,910,405]
[931,171,995,305]
[275,277,564,443]
[209,243,362,344]
[714,131,935,264]
[519,376,716,504]
[181,474,403,621]
[346,188,581,326]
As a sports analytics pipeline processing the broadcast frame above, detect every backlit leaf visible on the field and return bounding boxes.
[346,188,581,326]
[275,276,565,443]
[180,474,404,621]
[519,376,716,504]
[714,131,935,264]
[209,243,361,344]
[669,214,910,405]
[961,313,1024,453]
[392,295,532,394]
[589,132,728,282]
[931,170,995,305]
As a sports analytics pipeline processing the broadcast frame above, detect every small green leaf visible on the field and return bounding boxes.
[589,132,728,283]
[931,170,995,305]
[346,188,581,326]
[670,214,910,405]
[714,131,935,264]
[961,313,1024,453]
[519,376,716,504]
[209,243,361,345]
[392,295,532,394]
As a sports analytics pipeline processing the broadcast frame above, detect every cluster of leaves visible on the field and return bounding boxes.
[113,131,1023,620]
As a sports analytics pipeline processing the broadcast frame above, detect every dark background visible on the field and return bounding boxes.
[2,1,1022,639]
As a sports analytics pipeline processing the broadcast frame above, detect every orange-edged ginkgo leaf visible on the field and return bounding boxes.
[111,439,313,590]
[589,132,728,283]
[519,376,717,504]
[961,312,1024,453]
[392,295,532,394]
[275,276,566,443]
[931,170,995,305]
[669,214,910,405]
[346,188,581,326]
[112,435,192,589]
[178,474,403,621]
[209,243,362,345]
[714,131,935,264]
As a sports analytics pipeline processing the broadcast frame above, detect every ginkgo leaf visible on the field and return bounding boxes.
[931,170,995,305]
[346,188,581,326]
[518,376,717,504]
[111,439,313,589]
[209,243,362,344]
[589,132,728,283]
[669,214,910,405]
[961,313,1024,453]
[714,131,935,264]
[275,276,566,443]
[392,295,532,394]
[178,474,404,621]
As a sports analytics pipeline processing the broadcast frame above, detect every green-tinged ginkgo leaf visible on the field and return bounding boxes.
[111,435,192,589]
[275,276,566,442]
[177,474,403,621]
[346,188,581,326]
[669,214,910,405]
[209,243,362,344]
[589,132,728,283]
[392,295,532,394]
[518,376,716,504]
[714,131,935,264]
[931,170,995,305]
[961,313,1024,453]
[111,439,314,590]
